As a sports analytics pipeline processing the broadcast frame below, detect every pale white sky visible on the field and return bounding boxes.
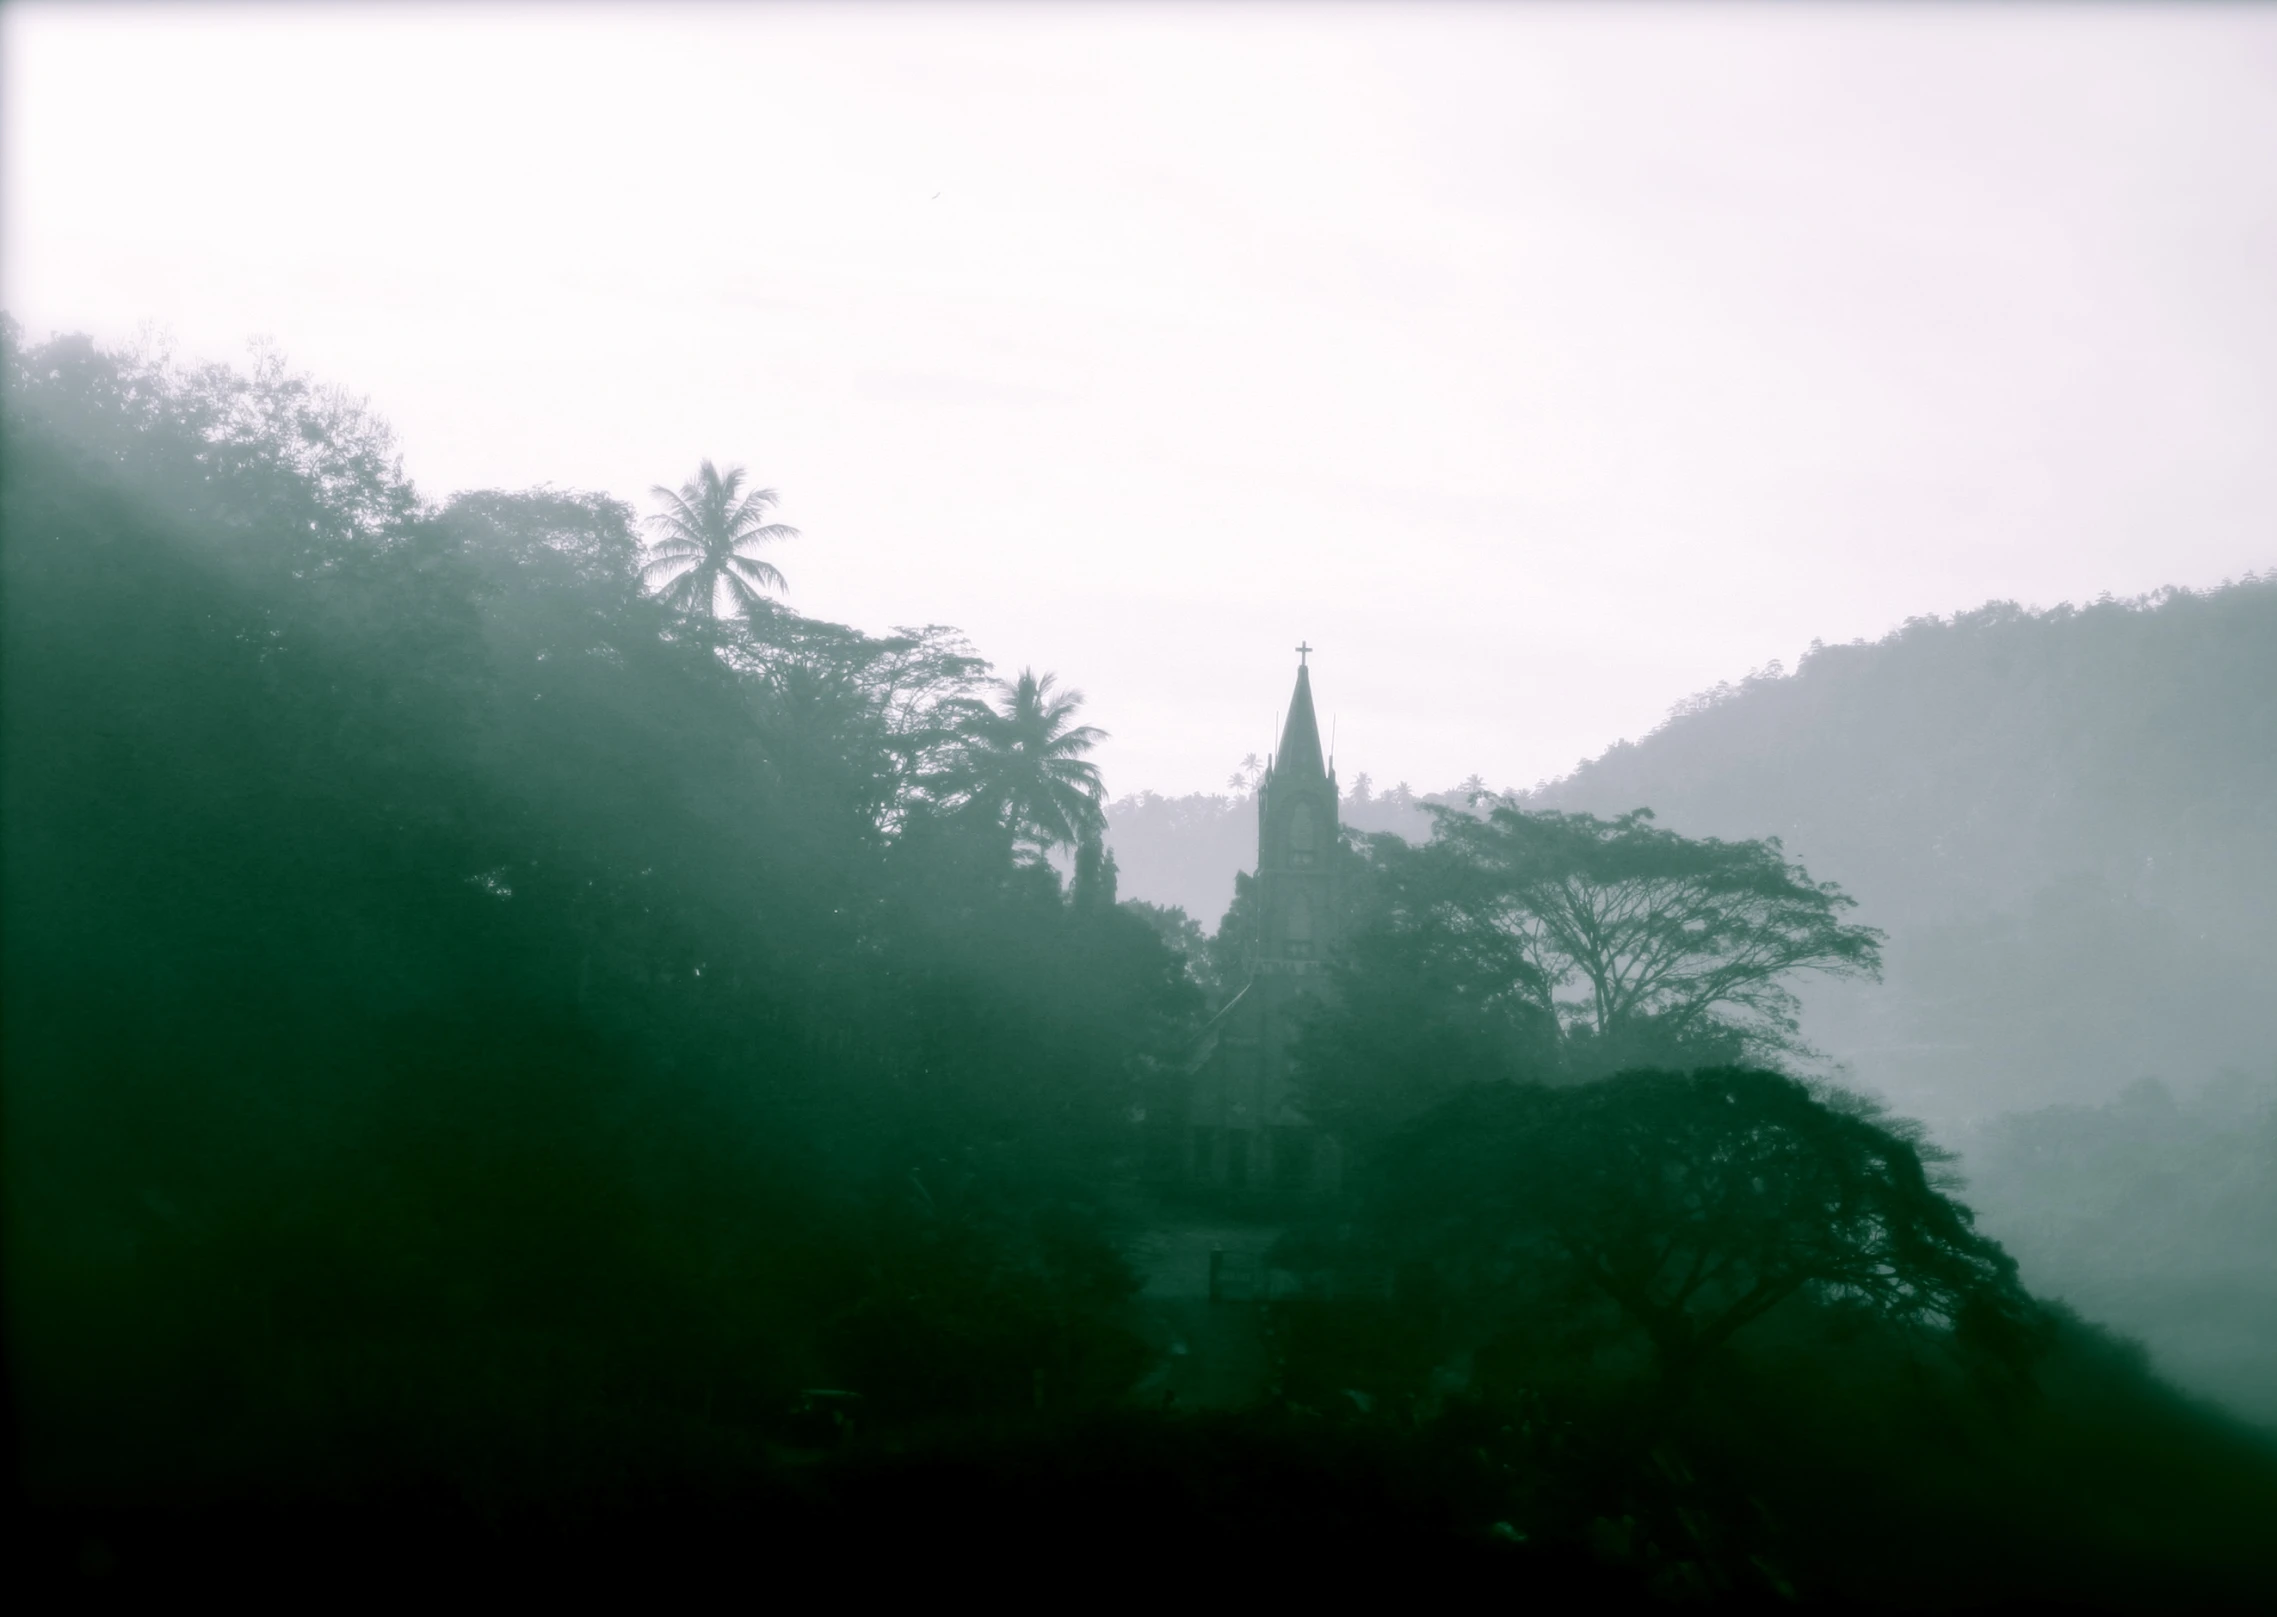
[7,3,2274,797]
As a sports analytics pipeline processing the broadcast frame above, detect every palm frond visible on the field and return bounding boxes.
[655,567,713,614]
[725,553,788,594]
[721,570,772,614]
[724,485,781,520]
[1039,724,1105,759]
[641,460,800,618]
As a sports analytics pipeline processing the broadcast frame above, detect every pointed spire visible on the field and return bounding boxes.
[1276,661,1326,780]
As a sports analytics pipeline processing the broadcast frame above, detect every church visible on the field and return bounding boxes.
[1183,650,1344,1195]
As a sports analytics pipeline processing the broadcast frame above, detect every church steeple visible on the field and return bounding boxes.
[1256,648,1338,963]
[1182,646,1346,1197]
[1274,660,1327,782]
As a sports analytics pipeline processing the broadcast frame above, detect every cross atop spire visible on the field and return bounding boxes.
[1295,641,1313,665]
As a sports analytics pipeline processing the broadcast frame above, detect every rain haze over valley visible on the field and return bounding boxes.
[5,2,2275,1600]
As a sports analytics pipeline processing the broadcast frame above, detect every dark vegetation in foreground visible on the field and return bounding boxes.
[7,325,2276,1603]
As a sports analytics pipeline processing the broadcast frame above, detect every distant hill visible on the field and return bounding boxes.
[1529,578,2277,1126]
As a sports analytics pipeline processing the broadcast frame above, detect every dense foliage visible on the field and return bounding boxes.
[1,324,1197,1499]
[1371,1070,2034,1392]
[1263,1068,2276,1606]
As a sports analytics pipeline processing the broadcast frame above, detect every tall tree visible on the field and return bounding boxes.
[1297,808,1882,1148]
[952,669,1107,858]
[1418,804,1883,1071]
[641,459,800,618]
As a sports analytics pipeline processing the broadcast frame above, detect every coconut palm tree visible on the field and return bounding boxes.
[641,460,800,618]
[954,669,1107,857]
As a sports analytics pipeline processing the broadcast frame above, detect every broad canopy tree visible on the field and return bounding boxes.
[1428,804,1884,1067]
[1371,1067,2035,1395]
[1300,804,1885,1139]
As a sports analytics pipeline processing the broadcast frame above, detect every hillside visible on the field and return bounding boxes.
[1528,581,2277,1126]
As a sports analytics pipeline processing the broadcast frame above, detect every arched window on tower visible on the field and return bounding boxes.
[1288,801,1317,867]
[1284,889,1313,958]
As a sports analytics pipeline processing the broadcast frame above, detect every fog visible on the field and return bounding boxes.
[8,3,2276,796]
[6,3,2275,1602]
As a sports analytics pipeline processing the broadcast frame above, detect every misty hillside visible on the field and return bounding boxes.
[1528,582,2277,1125]
[1958,1069,2277,1428]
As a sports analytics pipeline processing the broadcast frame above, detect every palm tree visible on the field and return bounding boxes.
[955,669,1107,856]
[641,460,800,618]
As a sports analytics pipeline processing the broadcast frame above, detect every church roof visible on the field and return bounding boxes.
[1184,981,1252,1073]
[1275,663,1327,781]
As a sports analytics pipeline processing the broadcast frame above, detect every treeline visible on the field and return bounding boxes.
[1,324,1196,1503]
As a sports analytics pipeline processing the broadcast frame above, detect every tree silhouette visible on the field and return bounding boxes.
[1414,804,1882,1070]
[640,459,800,618]
[1372,1068,2035,1396]
[1299,809,1882,1150]
[952,669,1107,858]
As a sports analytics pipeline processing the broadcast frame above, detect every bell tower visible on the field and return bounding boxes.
[1184,647,1343,1195]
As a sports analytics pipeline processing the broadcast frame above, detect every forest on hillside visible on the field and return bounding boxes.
[8,325,2277,1603]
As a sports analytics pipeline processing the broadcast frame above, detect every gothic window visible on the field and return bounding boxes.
[1284,889,1313,958]
[1288,801,1317,866]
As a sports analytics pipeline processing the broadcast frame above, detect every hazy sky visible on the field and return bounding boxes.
[8,3,2274,797]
